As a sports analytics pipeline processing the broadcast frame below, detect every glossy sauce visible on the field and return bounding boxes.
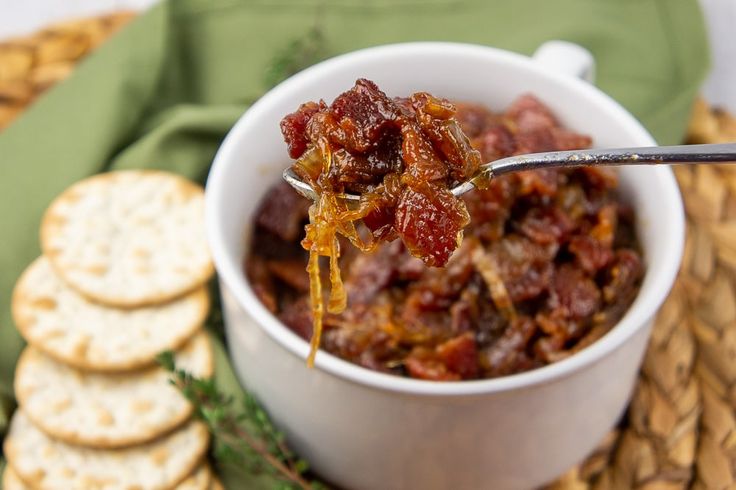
[248,83,643,379]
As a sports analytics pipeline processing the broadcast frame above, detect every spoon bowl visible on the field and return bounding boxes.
[284,143,736,202]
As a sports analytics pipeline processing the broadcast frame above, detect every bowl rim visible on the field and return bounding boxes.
[206,41,685,397]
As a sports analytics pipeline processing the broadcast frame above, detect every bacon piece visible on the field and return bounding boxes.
[548,264,601,321]
[463,176,516,242]
[279,298,313,340]
[569,235,614,274]
[412,92,482,181]
[480,316,537,377]
[454,102,498,138]
[346,241,404,305]
[602,249,643,304]
[266,259,309,292]
[505,94,559,131]
[518,206,575,245]
[245,257,277,313]
[327,78,401,152]
[395,181,469,267]
[437,333,478,379]
[254,182,310,242]
[280,101,321,159]
[401,123,448,182]
[474,124,516,162]
[405,347,461,381]
[488,234,557,302]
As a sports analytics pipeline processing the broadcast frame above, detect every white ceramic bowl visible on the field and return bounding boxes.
[206,41,684,490]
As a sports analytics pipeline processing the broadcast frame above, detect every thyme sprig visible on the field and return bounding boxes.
[161,20,331,490]
[263,24,327,89]
[158,352,326,490]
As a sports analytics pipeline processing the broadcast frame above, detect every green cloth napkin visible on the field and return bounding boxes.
[0,0,709,488]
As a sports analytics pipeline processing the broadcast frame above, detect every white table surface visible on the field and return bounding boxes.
[0,0,156,39]
[699,0,736,113]
[0,0,734,113]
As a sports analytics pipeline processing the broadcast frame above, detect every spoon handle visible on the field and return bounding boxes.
[488,143,736,176]
[286,143,736,201]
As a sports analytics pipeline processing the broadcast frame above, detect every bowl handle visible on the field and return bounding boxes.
[532,40,596,83]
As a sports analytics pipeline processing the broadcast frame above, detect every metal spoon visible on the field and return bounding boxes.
[283,143,736,202]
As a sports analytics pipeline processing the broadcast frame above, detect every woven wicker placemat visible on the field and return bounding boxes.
[2,13,735,490]
[0,12,134,130]
[549,101,736,490]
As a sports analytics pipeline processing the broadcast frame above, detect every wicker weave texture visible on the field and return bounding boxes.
[0,12,134,130]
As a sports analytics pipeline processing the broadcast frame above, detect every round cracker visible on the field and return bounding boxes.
[15,331,213,448]
[12,256,209,372]
[40,170,214,307]
[3,454,212,490]
[2,466,28,490]
[4,411,209,490]
[177,463,212,490]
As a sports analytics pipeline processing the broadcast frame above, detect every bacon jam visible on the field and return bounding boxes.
[247,82,644,379]
[280,79,482,364]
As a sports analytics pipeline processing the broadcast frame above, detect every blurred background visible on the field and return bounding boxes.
[2,0,734,113]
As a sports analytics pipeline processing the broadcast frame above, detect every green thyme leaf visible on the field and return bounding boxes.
[159,351,325,489]
[263,24,327,90]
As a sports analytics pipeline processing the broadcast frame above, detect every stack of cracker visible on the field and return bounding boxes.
[4,170,223,490]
